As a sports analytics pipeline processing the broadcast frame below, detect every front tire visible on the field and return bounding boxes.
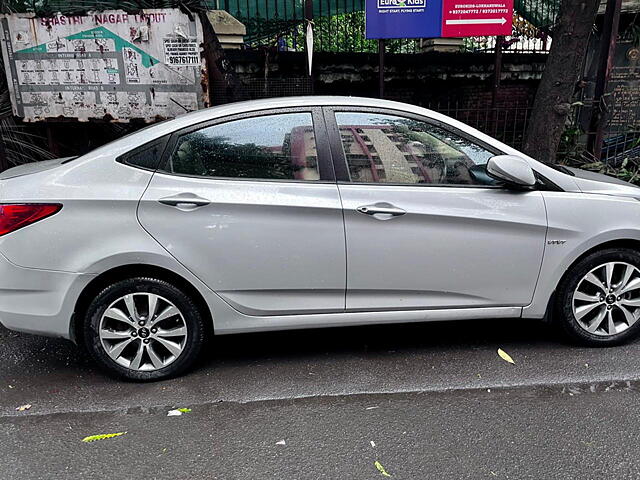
[83,277,206,381]
[555,248,640,346]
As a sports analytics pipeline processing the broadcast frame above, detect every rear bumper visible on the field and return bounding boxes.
[0,251,94,339]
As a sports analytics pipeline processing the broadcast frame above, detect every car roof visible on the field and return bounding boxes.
[181,95,433,119]
[152,95,447,138]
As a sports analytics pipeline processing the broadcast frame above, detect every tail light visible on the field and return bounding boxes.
[0,204,62,237]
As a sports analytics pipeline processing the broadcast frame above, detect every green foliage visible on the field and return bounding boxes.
[244,12,419,53]
[558,126,640,186]
[556,126,586,163]
[568,157,640,185]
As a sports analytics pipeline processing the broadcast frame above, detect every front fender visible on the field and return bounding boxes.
[524,192,640,319]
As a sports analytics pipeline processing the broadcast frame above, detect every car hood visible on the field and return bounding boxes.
[566,167,640,198]
[0,157,76,180]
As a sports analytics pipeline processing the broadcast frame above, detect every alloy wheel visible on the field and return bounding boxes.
[572,261,640,336]
[99,293,188,371]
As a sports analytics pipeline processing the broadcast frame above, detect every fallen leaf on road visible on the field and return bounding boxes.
[375,461,392,477]
[276,439,286,446]
[497,348,515,364]
[167,408,191,416]
[82,432,127,443]
[15,404,31,412]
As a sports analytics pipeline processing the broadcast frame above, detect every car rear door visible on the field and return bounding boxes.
[138,107,346,316]
[324,107,548,311]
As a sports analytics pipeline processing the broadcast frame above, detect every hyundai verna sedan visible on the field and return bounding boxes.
[2,96,640,380]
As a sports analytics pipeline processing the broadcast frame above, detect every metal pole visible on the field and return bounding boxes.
[491,36,503,137]
[586,0,622,160]
[378,39,385,99]
[491,36,503,108]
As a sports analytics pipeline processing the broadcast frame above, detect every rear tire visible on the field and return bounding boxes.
[555,248,640,346]
[83,277,206,381]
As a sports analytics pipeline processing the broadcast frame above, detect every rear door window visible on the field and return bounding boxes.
[160,112,321,181]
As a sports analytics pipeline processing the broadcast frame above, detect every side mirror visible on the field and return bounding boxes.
[486,155,536,188]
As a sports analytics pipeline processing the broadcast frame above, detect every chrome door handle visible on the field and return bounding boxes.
[356,203,406,217]
[159,194,210,208]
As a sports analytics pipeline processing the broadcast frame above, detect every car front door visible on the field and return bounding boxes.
[138,108,346,316]
[325,108,548,311]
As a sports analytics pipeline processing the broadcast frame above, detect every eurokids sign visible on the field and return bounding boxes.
[365,0,513,39]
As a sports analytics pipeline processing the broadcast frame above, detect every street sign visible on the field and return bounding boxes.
[441,0,513,37]
[365,0,443,39]
[366,0,513,39]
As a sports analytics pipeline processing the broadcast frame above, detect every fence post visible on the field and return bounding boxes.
[586,0,622,161]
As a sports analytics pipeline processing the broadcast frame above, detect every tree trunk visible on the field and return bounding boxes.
[522,0,599,163]
[198,10,246,105]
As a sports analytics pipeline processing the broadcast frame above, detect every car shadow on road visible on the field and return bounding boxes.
[0,317,561,379]
[203,317,561,364]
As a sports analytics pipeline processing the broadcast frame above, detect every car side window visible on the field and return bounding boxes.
[334,112,497,186]
[161,112,320,181]
[119,139,167,171]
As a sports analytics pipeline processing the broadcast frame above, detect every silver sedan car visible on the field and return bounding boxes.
[2,96,640,380]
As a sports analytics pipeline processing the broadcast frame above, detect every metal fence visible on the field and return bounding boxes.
[427,100,533,150]
[209,75,534,150]
[210,77,313,104]
[1,0,555,54]
[239,13,552,54]
[214,0,553,54]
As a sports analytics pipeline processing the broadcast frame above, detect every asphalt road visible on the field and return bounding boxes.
[3,318,640,479]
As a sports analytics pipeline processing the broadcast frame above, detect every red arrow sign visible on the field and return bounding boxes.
[441,0,513,37]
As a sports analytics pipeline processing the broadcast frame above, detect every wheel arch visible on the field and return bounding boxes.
[543,238,640,322]
[70,264,213,343]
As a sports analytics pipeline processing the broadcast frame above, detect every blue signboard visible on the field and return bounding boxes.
[365,0,443,39]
